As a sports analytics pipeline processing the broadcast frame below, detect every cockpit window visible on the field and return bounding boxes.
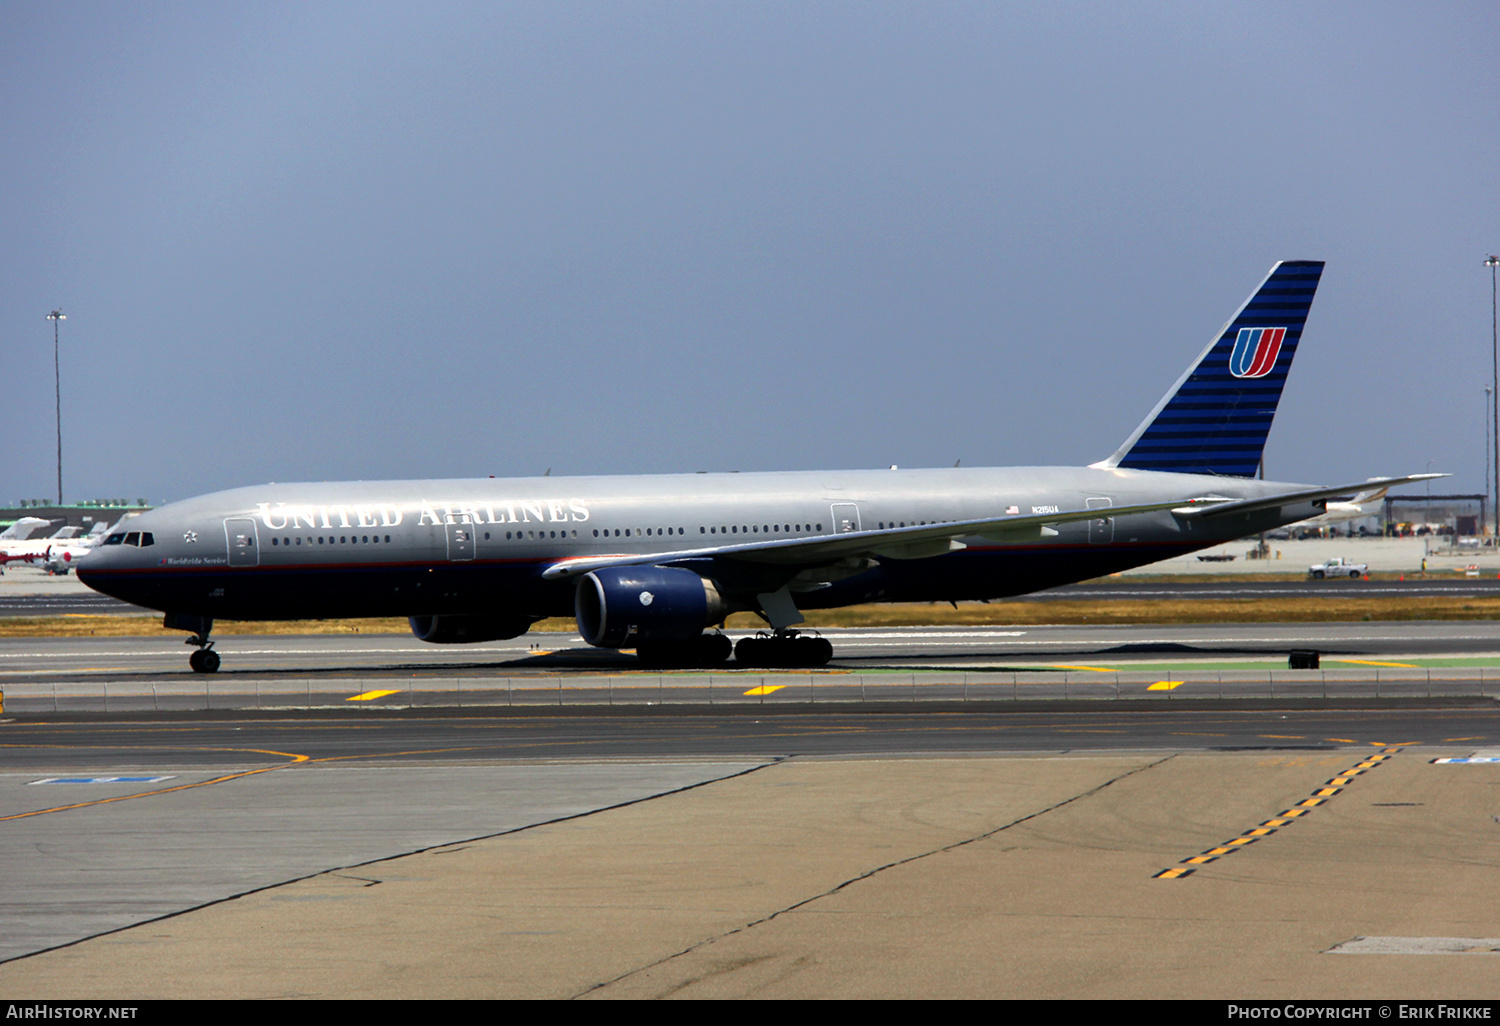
[125,532,140,546]
[139,532,154,546]
[104,534,125,545]
[108,532,155,547]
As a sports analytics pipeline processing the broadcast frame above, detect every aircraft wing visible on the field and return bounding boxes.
[1177,473,1446,520]
[539,496,1215,581]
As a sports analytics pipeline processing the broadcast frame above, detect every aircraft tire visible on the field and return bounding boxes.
[734,636,767,668]
[807,637,833,665]
[633,642,678,669]
[734,635,831,669]
[701,633,733,665]
[189,649,220,674]
[636,634,733,669]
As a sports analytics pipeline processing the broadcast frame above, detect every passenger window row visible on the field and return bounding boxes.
[698,523,821,536]
[465,525,827,540]
[591,528,683,538]
[270,535,391,546]
[259,521,846,551]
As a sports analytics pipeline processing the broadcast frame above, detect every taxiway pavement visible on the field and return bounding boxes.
[3,713,1500,998]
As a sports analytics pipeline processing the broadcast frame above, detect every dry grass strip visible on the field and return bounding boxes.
[6,595,1500,638]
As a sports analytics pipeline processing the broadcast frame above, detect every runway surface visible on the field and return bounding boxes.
[5,623,1500,713]
[8,621,1500,675]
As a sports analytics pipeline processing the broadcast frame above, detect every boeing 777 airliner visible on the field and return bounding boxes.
[78,261,1439,672]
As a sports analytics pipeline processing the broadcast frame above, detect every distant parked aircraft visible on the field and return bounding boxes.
[38,521,120,575]
[0,517,58,570]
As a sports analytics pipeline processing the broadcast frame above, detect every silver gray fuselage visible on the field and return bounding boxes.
[78,464,1319,625]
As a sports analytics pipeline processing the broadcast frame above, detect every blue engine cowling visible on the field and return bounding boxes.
[575,565,727,648]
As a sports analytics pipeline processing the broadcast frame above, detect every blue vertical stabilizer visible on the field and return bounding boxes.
[1097,260,1325,478]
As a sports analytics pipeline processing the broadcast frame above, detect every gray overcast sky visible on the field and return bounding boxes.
[3,2,1497,504]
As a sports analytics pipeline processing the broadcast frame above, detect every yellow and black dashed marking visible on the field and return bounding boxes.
[1153,746,1401,879]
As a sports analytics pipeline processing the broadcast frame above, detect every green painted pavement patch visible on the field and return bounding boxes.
[950,656,1500,674]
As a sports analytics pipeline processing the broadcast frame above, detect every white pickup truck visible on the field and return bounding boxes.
[1308,556,1368,579]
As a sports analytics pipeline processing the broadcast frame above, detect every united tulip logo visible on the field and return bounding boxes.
[1228,327,1286,379]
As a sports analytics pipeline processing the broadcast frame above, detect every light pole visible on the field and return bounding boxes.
[1476,384,1488,537]
[1489,255,1498,536]
[47,309,64,510]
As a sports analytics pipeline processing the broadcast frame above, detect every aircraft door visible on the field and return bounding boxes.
[831,503,861,534]
[1086,497,1114,544]
[445,515,475,561]
[224,518,260,567]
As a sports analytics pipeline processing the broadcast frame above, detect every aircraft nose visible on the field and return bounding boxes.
[76,539,121,572]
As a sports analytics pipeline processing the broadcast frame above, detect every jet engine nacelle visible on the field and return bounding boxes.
[575,565,727,648]
[408,613,533,644]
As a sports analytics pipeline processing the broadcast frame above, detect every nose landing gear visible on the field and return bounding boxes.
[187,640,220,674]
[164,613,220,673]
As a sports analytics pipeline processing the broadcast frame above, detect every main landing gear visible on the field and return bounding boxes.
[733,630,833,669]
[634,630,835,669]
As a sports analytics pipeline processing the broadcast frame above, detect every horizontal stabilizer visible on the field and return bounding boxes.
[1179,473,1448,519]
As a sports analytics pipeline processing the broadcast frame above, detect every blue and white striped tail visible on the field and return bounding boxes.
[1097,260,1324,478]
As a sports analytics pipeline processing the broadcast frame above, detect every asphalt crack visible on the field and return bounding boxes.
[573,752,1176,998]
